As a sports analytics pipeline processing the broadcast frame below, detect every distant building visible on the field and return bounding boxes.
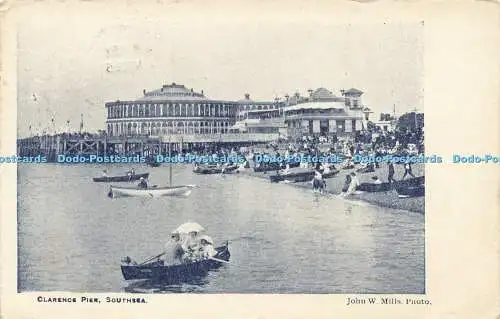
[105,83,239,137]
[284,88,366,137]
[372,120,396,132]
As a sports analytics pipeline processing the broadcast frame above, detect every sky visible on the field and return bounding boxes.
[16,3,423,137]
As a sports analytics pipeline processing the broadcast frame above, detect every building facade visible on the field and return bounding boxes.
[105,83,239,138]
[284,88,366,137]
[105,84,368,143]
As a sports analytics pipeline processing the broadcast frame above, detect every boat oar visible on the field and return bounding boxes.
[139,252,165,265]
[208,256,230,264]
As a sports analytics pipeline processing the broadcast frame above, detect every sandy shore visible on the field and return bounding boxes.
[238,162,425,214]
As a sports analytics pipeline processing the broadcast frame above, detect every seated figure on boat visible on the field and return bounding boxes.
[372,176,383,184]
[198,236,217,260]
[181,231,201,262]
[137,177,148,189]
[127,168,135,176]
[163,233,185,265]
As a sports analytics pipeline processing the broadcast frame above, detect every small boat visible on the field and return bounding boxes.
[193,164,238,175]
[253,161,300,173]
[93,173,149,183]
[396,184,425,198]
[145,155,161,167]
[269,168,339,183]
[108,185,195,198]
[357,176,425,192]
[120,243,230,281]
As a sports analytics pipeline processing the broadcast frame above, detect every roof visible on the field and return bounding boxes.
[284,101,346,112]
[311,88,335,100]
[137,83,207,101]
[344,88,364,95]
[237,99,276,105]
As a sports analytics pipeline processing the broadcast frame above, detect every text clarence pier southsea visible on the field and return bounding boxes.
[37,296,147,304]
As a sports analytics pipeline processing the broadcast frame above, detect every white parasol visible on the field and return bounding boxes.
[172,222,205,234]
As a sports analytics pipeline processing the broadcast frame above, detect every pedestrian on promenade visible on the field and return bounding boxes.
[388,162,396,185]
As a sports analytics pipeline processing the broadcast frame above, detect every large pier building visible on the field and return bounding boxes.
[18,82,372,160]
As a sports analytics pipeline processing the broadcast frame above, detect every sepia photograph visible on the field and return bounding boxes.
[15,10,425,294]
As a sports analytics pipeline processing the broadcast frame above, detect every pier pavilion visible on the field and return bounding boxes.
[284,88,366,137]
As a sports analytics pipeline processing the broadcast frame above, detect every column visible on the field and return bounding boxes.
[329,120,336,133]
[345,119,352,133]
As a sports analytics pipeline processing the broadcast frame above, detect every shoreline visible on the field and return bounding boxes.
[236,164,425,214]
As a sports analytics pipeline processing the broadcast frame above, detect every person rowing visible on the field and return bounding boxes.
[162,233,185,265]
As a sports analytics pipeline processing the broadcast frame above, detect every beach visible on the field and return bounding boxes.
[240,161,425,214]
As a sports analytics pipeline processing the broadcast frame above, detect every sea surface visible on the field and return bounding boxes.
[17,163,425,293]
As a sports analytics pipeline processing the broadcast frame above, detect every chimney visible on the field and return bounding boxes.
[340,89,345,96]
[201,90,204,95]
[143,89,146,95]
[244,93,250,100]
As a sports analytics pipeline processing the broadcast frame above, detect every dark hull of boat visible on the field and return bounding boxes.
[121,245,230,281]
[148,162,161,167]
[357,176,425,192]
[193,165,238,175]
[396,185,425,197]
[253,162,300,173]
[93,173,150,182]
[269,170,339,183]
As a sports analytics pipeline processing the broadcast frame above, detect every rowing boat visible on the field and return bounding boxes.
[357,176,425,192]
[108,185,195,198]
[193,164,238,175]
[396,184,425,198]
[93,173,149,183]
[120,243,230,281]
[269,168,339,183]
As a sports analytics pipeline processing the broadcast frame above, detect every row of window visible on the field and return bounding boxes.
[106,121,233,137]
[107,103,238,119]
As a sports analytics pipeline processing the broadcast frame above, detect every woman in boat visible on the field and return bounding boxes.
[137,177,148,189]
[182,231,201,262]
[198,236,217,260]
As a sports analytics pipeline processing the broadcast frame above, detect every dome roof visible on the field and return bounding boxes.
[137,83,207,101]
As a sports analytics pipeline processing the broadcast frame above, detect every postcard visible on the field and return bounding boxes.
[1,0,499,318]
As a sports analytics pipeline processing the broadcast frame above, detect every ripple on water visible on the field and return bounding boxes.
[18,164,425,293]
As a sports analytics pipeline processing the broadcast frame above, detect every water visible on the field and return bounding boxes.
[17,164,425,293]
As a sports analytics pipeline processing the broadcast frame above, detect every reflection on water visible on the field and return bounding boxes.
[18,163,425,293]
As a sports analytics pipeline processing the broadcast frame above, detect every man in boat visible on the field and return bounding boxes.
[137,177,148,189]
[126,168,135,177]
[163,233,185,265]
